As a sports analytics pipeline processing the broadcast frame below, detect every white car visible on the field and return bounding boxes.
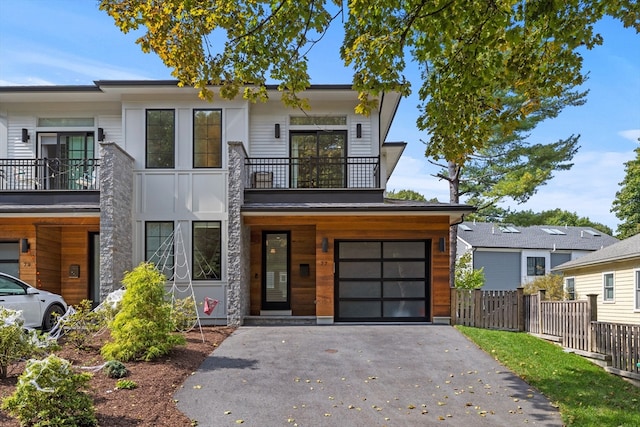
[0,272,67,331]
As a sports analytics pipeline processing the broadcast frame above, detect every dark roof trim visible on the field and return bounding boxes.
[0,85,102,93]
[241,204,474,214]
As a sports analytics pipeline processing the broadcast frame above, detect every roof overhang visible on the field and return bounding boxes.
[381,142,406,181]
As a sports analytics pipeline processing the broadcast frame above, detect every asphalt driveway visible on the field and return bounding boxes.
[175,325,563,426]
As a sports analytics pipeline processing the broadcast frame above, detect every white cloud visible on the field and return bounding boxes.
[619,129,640,143]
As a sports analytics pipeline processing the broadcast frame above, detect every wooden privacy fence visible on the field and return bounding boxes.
[452,288,640,380]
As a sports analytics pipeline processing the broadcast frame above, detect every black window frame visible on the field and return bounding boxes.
[193,109,223,168]
[192,221,222,281]
[144,221,175,279]
[146,109,175,169]
[526,256,546,276]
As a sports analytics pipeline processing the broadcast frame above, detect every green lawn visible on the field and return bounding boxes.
[456,326,640,427]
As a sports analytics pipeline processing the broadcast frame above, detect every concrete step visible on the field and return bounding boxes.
[243,315,317,326]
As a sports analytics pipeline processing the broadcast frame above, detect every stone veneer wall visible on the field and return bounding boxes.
[227,141,250,326]
[99,142,134,300]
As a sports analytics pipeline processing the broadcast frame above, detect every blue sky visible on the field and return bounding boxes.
[1,1,638,232]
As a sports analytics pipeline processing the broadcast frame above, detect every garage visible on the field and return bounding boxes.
[335,240,431,322]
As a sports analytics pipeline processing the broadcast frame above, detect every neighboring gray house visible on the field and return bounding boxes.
[457,222,619,290]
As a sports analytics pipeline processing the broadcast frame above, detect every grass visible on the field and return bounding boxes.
[456,325,640,427]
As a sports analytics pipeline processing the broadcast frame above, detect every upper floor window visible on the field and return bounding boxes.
[193,221,221,280]
[193,109,222,168]
[565,277,575,300]
[635,270,640,310]
[290,131,346,188]
[526,257,545,276]
[290,116,347,126]
[145,221,174,279]
[603,272,614,302]
[146,109,175,168]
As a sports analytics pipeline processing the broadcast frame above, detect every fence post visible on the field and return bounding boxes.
[586,293,598,352]
[474,289,482,327]
[537,289,546,334]
[516,287,524,331]
[450,288,457,326]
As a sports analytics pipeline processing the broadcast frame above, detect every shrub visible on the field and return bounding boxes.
[0,307,53,379]
[61,299,104,350]
[104,360,128,379]
[522,274,568,300]
[454,251,485,289]
[171,296,198,332]
[1,354,96,427]
[101,262,185,362]
[115,379,137,390]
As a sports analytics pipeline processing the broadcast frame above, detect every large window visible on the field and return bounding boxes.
[603,272,614,302]
[146,109,175,168]
[565,277,575,300]
[526,257,545,276]
[193,109,222,168]
[290,131,346,188]
[192,222,221,280]
[0,242,19,277]
[145,221,174,279]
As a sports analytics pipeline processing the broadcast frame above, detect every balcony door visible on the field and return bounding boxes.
[39,133,95,189]
[290,131,346,188]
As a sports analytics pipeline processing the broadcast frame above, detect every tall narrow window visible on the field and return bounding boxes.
[193,109,222,168]
[146,109,175,168]
[145,221,174,279]
[565,277,575,300]
[526,257,545,276]
[193,222,222,280]
[603,272,614,302]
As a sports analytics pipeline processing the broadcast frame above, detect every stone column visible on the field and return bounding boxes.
[99,142,134,301]
[227,141,249,326]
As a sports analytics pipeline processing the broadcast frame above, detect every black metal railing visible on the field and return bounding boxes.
[245,157,380,190]
[0,158,100,191]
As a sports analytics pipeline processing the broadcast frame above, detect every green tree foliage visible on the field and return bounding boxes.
[522,274,568,301]
[611,145,640,239]
[504,208,613,235]
[1,355,96,427]
[101,262,185,362]
[386,189,429,201]
[99,0,640,161]
[454,252,485,289]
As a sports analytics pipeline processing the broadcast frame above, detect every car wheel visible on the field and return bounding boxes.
[42,304,65,331]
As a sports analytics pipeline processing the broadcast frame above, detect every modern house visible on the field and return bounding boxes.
[0,80,474,325]
[456,222,619,290]
[552,233,640,324]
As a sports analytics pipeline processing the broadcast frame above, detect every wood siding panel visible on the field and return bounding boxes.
[35,227,62,295]
[246,215,451,320]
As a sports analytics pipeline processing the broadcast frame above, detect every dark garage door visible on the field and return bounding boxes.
[335,240,430,322]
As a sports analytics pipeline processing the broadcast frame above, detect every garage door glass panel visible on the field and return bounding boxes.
[383,241,425,258]
[383,261,425,279]
[339,301,380,318]
[383,301,425,318]
[339,261,381,279]
[338,242,380,258]
[383,281,425,298]
[339,281,381,298]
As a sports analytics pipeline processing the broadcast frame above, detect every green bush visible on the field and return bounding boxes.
[523,274,568,300]
[61,300,104,350]
[1,354,96,427]
[101,262,185,362]
[115,379,137,390]
[0,307,54,379]
[454,251,485,289]
[104,360,128,379]
[171,296,198,332]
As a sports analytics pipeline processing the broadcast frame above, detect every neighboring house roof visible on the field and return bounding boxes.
[456,222,618,251]
[552,233,640,271]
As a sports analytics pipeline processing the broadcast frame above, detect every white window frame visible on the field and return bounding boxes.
[634,269,640,312]
[565,276,576,301]
[602,271,615,303]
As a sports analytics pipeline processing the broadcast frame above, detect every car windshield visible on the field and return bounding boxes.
[0,276,26,295]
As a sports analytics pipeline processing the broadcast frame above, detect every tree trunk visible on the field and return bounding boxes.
[448,160,461,288]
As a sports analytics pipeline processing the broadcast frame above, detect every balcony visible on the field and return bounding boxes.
[0,158,100,208]
[244,157,383,204]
